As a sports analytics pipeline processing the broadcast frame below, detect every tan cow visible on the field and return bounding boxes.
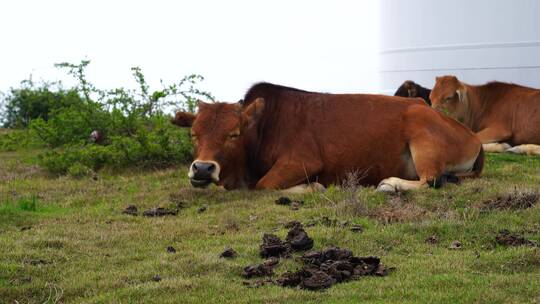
[430,76,540,155]
[172,82,484,193]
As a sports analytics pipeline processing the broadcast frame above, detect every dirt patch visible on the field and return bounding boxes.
[197,205,208,213]
[371,196,428,224]
[122,205,138,216]
[220,247,238,259]
[495,229,538,247]
[26,259,49,266]
[305,216,350,228]
[143,207,178,217]
[275,196,304,210]
[480,190,539,212]
[449,240,462,250]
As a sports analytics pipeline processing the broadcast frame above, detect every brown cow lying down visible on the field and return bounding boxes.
[394,80,432,106]
[172,83,483,193]
[430,76,540,155]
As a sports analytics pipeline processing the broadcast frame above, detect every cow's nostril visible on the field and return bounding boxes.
[207,163,216,173]
[192,163,199,172]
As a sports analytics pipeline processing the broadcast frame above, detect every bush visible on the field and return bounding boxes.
[0,129,43,152]
[37,116,193,175]
[2,60,207,175]
[1,80,84,128]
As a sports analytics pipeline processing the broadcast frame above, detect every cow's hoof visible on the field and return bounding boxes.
[501,143,512,150]
[376,182,396,193]
[505,146,522,154]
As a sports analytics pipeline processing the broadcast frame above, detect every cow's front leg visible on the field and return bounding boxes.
[281,182,326,194]
[255,158,323,191]
[475,127,511,152]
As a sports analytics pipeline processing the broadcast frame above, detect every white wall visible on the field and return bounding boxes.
[380,0,540,94]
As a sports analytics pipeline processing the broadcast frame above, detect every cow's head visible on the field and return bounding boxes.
[171,99,265,189]
[430,75,468,121]
[394,80,418,98]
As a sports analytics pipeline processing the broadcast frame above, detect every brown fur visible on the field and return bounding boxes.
[430,76,540,146]
[173,83,483,191]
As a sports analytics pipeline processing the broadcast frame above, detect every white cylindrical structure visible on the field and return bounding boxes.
[379,0,540,94]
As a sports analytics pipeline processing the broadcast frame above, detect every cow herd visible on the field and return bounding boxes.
[172,76,540,193]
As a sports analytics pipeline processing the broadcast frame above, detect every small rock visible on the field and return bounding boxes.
[167,246,176,253]
[263,257,280,267]
[426,235,438,244]
[122,205,138,216]
[28,259,48,266]
[449,240,462,250]
[284,220,302,229]
[275,197,292,205]
[350,224,363,233]
[197,205,208,213]
[290,201,302,210]
[220,247,238,259]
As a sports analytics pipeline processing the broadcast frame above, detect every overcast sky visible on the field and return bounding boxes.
[0,0,380,103]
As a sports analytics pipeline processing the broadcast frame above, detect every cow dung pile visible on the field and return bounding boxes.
[242,222,392,290]
[495,229,538,247]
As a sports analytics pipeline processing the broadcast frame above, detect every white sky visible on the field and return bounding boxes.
[0,0,380,103]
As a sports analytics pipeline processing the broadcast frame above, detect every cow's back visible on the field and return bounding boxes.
[510,89,540,144]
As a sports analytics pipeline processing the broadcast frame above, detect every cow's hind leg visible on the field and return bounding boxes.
[377,140,447,193]
[506,144,540,155]
[482,142,511,153]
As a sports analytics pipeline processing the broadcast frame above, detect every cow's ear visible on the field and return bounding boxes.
[456,88,468,103]
[172,112,196,127]
[242,97,265,127]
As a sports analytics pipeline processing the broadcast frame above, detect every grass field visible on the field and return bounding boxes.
[1,146,540,303]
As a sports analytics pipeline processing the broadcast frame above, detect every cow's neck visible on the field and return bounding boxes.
[462,83,489,132]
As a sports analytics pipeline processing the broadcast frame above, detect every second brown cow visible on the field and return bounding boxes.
[430,76,540,155]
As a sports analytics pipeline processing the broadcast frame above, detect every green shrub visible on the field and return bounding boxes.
[67,162,93,178]
[2,60,207,175]
[38,116,193,175]
[1,80,84,128]
[0,129,43,151]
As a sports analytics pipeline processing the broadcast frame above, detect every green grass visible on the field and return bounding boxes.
[1,148,539,303]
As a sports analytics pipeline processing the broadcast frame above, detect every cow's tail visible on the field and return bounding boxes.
[429,146,485,188]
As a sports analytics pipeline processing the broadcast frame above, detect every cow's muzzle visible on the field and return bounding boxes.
[188,160,220,188]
